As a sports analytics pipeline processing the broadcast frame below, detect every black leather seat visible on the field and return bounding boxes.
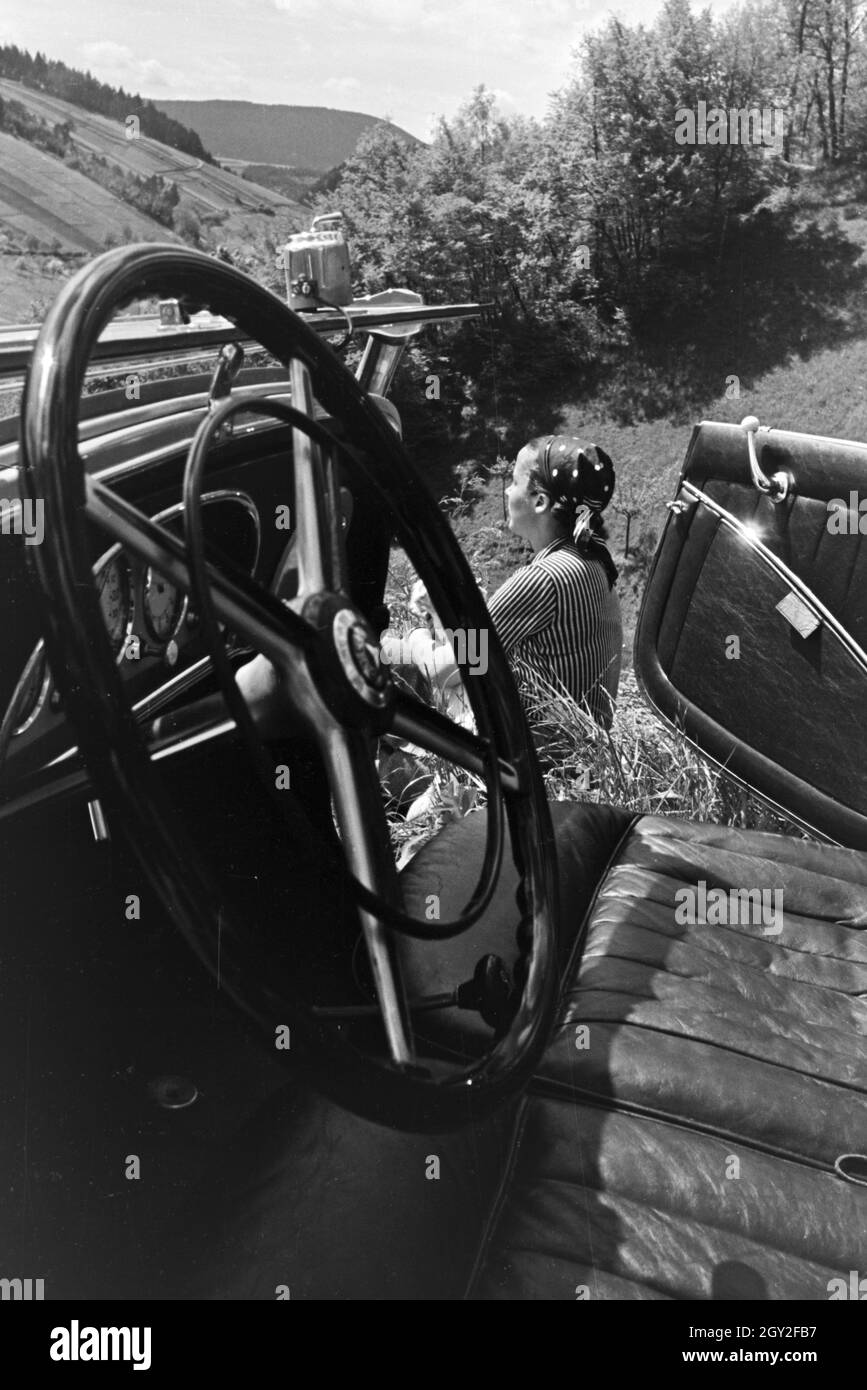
[168,801,867,1300]
[399,802,867,1299]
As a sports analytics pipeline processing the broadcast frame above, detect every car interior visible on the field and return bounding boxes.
[0,245,864,1301]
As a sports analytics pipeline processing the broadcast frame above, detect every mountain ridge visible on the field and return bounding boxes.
[152,99,420,170]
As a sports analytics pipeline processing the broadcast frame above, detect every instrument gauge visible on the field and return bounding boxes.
[95,552,133,658]
[143,567,186,644]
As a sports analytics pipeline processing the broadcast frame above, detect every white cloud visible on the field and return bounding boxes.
[273,0,578,23]
[80,40,176,89]
[269,0,589,65]
[80,40,134,66]
[273,0,426,23]
[490,88,519,113]
[78,41,248,99]
[323,76,362,97]
[125,57,179,91]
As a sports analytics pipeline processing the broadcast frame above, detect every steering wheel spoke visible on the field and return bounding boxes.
[85,474,314,669]
[20,244,560,1131]
[319,723,415,1066]
[290,359,345,599]
[389,691,524,795]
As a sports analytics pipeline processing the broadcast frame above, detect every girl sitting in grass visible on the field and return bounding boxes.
[386,435,623,744]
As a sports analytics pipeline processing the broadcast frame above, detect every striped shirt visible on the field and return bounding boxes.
[487,537,622,729]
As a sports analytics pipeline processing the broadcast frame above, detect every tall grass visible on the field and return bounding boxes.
[523,667,801,834]
[381,558,809,870]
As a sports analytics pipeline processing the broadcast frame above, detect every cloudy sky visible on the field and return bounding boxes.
[1,0,736,140]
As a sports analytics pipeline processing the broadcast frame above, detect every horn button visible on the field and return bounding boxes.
[301,593,393,727]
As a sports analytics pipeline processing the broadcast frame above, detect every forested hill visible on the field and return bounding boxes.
[0,44,214,162]
[153,100,419,170]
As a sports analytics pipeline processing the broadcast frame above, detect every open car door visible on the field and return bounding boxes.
[635,417,867,848]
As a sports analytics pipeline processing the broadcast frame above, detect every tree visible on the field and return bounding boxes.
[174,205,202,245]
[802,0,867,160]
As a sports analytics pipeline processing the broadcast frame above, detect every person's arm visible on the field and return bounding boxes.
[486,564,556,653]
[380,627,460,685]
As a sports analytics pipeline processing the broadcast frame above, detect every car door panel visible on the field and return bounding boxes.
[636,421,867,847]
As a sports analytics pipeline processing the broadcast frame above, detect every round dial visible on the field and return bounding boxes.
[96,553,132,657]
[143,566,185,643]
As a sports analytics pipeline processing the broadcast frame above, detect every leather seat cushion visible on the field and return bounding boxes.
[400,804,867,1298]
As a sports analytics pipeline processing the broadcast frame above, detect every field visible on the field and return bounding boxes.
[0,79,312,322]
[0,129,183,250]
[0,80,306,224]
[0,129,186,319]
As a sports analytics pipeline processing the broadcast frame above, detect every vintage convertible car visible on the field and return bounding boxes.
[0,245,864,1302]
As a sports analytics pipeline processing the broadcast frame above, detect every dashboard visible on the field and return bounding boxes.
[14,490,261,737]
[0,395,392,813]
[1,427,304,802]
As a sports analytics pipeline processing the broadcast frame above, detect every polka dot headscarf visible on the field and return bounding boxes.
[526,435,618,588]
[538,436,615,519]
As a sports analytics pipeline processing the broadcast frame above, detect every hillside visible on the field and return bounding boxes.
[0,81,308,224]
[219,161,322,204]
[0,44,214,162]
[0,127,183,255]
[0,79,311,322]
[153,100,419,171]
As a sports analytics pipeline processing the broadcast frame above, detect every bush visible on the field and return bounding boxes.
[174,205,202,245]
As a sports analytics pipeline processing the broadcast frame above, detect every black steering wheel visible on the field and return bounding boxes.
[20,244,559,1131]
